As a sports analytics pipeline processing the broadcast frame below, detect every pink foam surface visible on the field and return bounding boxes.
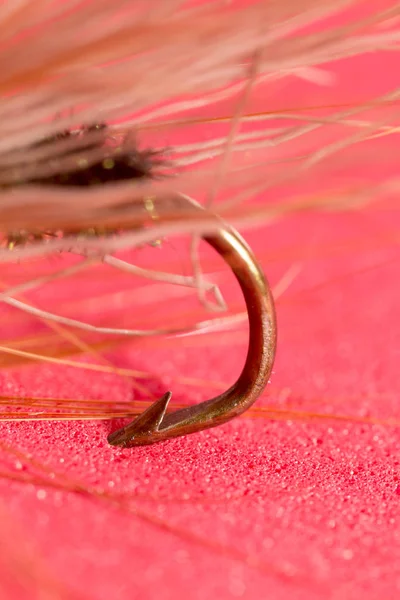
[2,204,400,600]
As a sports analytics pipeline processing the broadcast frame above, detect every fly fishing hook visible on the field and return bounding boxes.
[8,123,276,447]
[108,211,277,447]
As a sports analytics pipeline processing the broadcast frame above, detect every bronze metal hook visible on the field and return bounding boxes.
[108,215,277,448]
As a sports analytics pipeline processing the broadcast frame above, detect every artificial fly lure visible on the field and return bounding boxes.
[3,123,277,447]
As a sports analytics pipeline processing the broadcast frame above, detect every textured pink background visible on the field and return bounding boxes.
[1,6,400,600]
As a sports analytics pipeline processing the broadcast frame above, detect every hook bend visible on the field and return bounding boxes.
[108,208,277,447]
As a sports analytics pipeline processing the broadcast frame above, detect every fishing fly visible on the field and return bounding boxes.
[2,123,277,446]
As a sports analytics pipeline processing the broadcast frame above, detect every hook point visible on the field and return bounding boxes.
[108,391,172,447]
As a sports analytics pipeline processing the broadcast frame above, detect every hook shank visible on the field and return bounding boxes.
[108,222,277,447]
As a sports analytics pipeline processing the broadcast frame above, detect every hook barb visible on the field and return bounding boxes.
[108,206,277,448]
[108,391,172,446]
